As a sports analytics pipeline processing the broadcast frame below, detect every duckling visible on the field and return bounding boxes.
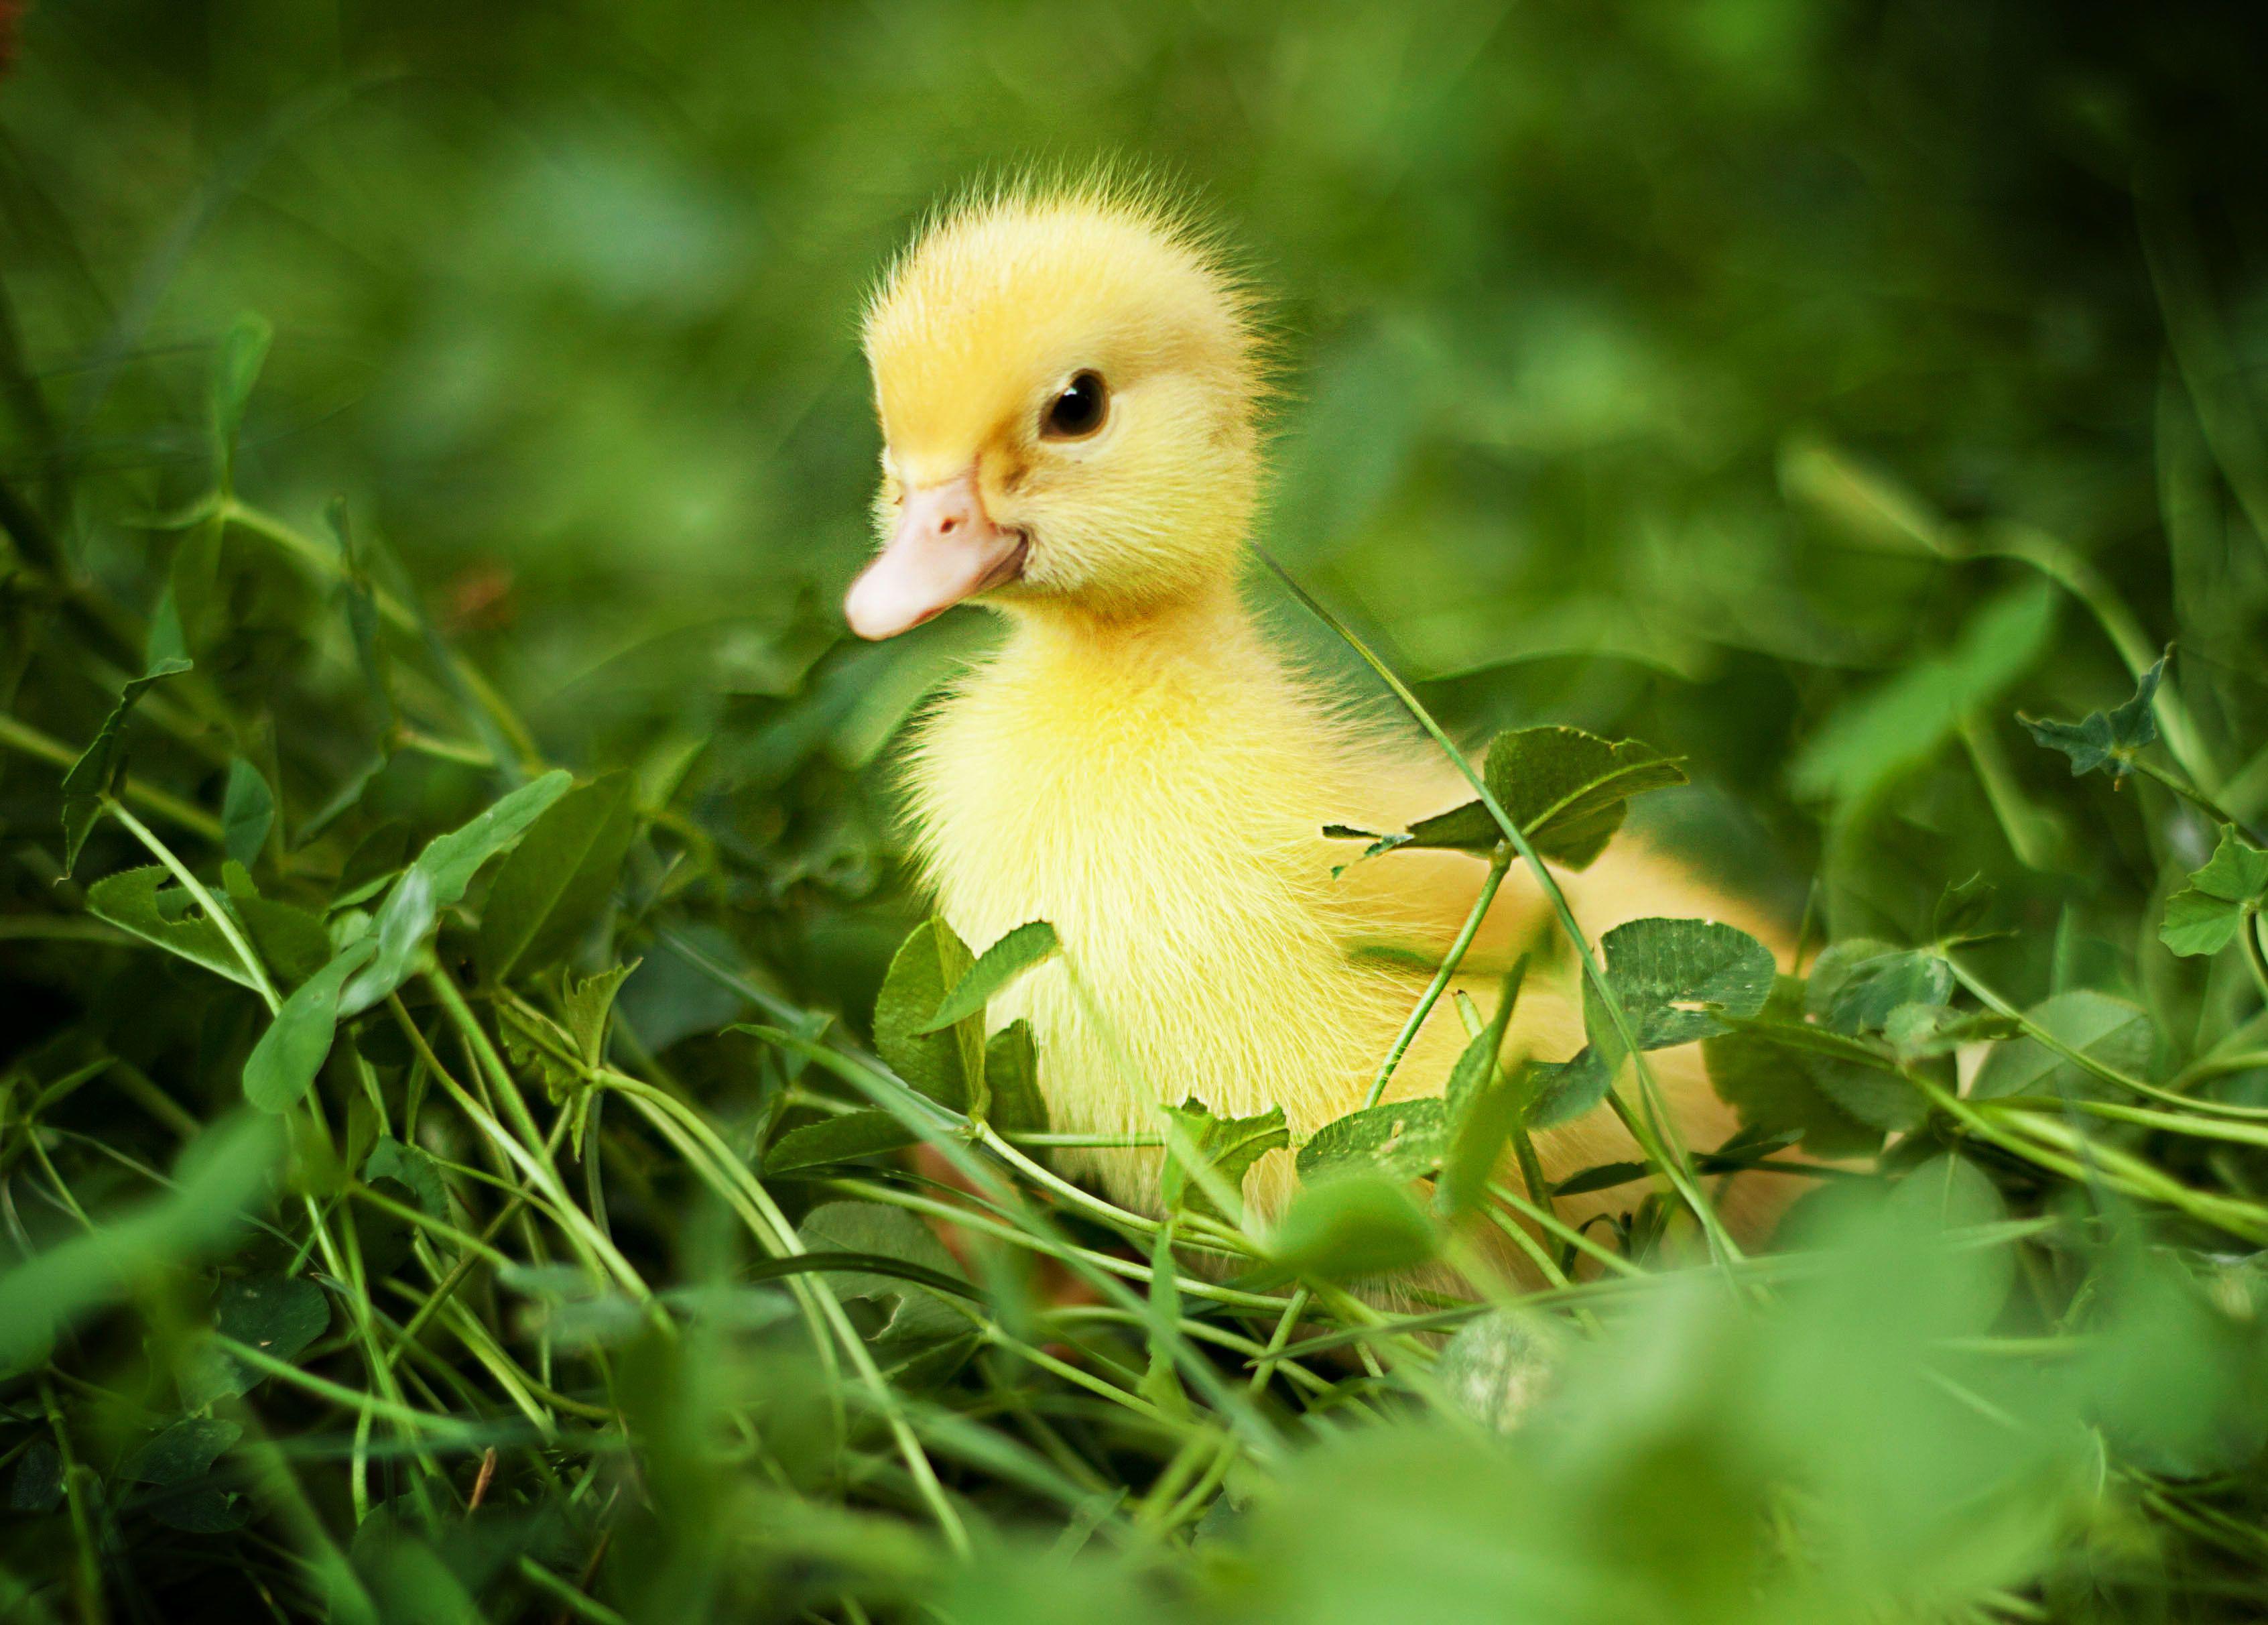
[845,180,1788,1258]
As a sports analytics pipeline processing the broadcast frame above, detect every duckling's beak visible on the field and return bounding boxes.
[844,470,1027,640]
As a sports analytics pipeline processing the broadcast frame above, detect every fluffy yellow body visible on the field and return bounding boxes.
[905,585,1785,1244]
[861,180,1791,1259]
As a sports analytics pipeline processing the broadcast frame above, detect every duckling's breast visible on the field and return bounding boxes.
[901,609,1423,1209]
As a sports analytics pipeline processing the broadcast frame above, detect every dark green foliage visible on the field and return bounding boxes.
[7,3,2268,1621]
[2022,650,2167,779]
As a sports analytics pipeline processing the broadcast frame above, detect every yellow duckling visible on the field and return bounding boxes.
[845,180,1788,1252]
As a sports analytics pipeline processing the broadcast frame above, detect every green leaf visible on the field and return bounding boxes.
[1705,980,1917,1153]
[339,770,572,1015]
[1552,1160,1650,1197]
[498,999,582,1101]
[796,1201,970,1351]
[220,759,274,871]
[58,658,193,872]
[1971,989,2154,1103]
[1444,960,1524,1124]
[243,937,376,1113]
[1932,875,1998,945]
[2020,648,2168,780]
[1269,1172,1436,1280]
[211,312,272,493]
[765,1110,920,1175]
[983,1020,1049,1134]
[1393,727,1688,869]
[0,1116,282,1380]
[326,498,396,727]
[1436,1311,1566,1431]
[145,583,188,668]
[1432,965,1529,1210]
[1585,916,1777,1062]
[227,882,333,988]
[1791,582,2056,806]
[180,1272,330,1408]
[147,1484,251,1535]
[1159,1097,1289,1223]
[474,771,637,983]
[121,1419,242,1486]
[916,920,1058,1034]
[7,1440,62,1514]
[874,917,986,1115]
[335,820,412,910]
[84,867,262,991]
[1778,432,1958,557]
[2161,825,2268,957]
[562,961,637,1067]
[1524,1048,1612,1131]
[364,1137,448,1220]
[1296,1098,1448,1183]
[1804,941,1954,1035]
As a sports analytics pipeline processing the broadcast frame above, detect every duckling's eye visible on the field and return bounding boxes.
[1042,372,1108,440]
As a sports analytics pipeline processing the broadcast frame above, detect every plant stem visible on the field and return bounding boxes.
[1365,843,1512,1108]
[0,711,228,842]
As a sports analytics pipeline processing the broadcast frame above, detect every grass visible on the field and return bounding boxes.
[7,3,2268,1620]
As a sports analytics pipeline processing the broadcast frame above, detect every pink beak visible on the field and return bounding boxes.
[843,469,1027,640]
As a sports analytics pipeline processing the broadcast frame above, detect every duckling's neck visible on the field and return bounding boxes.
[1000,581,1255,689]
[908,572,1366,983]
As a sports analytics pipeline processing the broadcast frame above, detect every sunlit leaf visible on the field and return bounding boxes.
[2160,824,2268,957]
[1159,1097,1288,1223]
[916,920,1057,1034]
[1387,726,1688,869]
[1296,1097,1448,1183]
[1971,990,2153,1103]
[1586,916,1777,1063]
[874,917,986,1115]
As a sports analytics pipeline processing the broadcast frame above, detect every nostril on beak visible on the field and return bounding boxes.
[939,514,960,534]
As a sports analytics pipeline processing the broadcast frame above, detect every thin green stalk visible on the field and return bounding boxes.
[1365,843,1513,1108]
[109,798,280,1012]
[515,1558,632,1625]
[603,1074,970,1556]
[1945,955,2268,1120]
[415,982,652,1303]
[38,1380,105,1625]
[0,711,227,841]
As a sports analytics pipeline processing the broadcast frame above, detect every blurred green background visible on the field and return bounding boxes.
[10,6,2268,1619]
[13,0,2268,970]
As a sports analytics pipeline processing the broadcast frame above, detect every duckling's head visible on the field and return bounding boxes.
[846,182,1263,639]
